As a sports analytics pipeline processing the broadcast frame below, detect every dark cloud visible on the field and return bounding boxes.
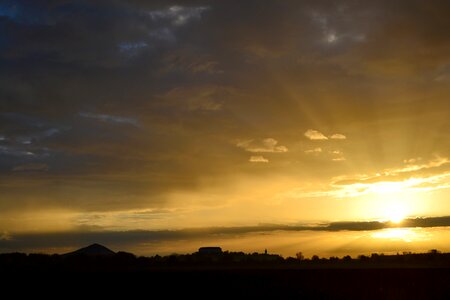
[12,163,49,172]
[79,112,139,126]
[2,216,450,253]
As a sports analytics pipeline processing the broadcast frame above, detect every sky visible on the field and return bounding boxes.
[1,0,450,257]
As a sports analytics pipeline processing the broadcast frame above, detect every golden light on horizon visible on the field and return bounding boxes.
[371,228,419,242]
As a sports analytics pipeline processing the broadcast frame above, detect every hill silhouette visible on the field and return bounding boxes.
[63,243,115,256]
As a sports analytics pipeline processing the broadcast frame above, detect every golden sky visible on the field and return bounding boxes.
[1,0,450,256]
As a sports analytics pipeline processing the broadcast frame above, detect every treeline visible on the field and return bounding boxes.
[2,249,450,272]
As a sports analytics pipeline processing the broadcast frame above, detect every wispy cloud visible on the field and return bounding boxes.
[15,128,63,145]
[79,112,138,126]
[161,86,230,111]
[161,51,222,75]
[148,6,209,26]
[332,157,346,162]
[304,147,322,154]
[304,148,345,161]
[404,158,421,164]
[386,156,449,174]
[148,27,176,42]
[237,138,288,153]
[0,145,35,157]
[118,41,148,56]
[284,156,450,199]
[330,150,346,162]
[330,133,346,140]
[249,155,269,163]
[304,130,347,141]
[12,163,49,172]
[310,11,366,46]
[304,129,328,140]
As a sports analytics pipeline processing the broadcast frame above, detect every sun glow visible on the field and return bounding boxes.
[364,182,413,223]
[369,182,406,195]
[385,203,407,223]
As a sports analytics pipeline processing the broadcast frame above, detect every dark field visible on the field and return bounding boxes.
[124,268,450,298]
[3,250,450,299]
[4,268,450,299]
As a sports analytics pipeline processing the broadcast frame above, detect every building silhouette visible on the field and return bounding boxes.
[198,247,222,254]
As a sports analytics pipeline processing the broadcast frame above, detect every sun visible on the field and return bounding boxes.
[385,203,406,223]
[366,182,411,223]
[387,210,405,223]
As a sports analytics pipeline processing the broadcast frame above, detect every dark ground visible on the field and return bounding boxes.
[4,268,450,299]
[3,250,450,298]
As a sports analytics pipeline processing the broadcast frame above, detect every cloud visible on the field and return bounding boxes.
[330,150,346,162]
[79,112,138,126]
[118,41,148,56]
[249,155,269,163]
[310,10,366,46]
[304,147,345,161]
[329,156,450,185]
[287,156,450,199]
[12,163,49,172]
[304,130,346,141]
[387,156,449,174]
[404,158,421,164]
[148,6,210,26]
[0,231,10,241]
[333,175,450,198]
[0,113,65,171]
[189,61,221,74]
[236,138,288,153]
[118,42,148,51]
[148,27,176,42]
[0,145,34,157]
[160,85,233,111]
[332,157,346,162]
[14,128,64,145]
[304,147,322,154]
[304,129,328,140]
[161,50,223,75]
[145,6,210,44]
[330,133,346,140]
